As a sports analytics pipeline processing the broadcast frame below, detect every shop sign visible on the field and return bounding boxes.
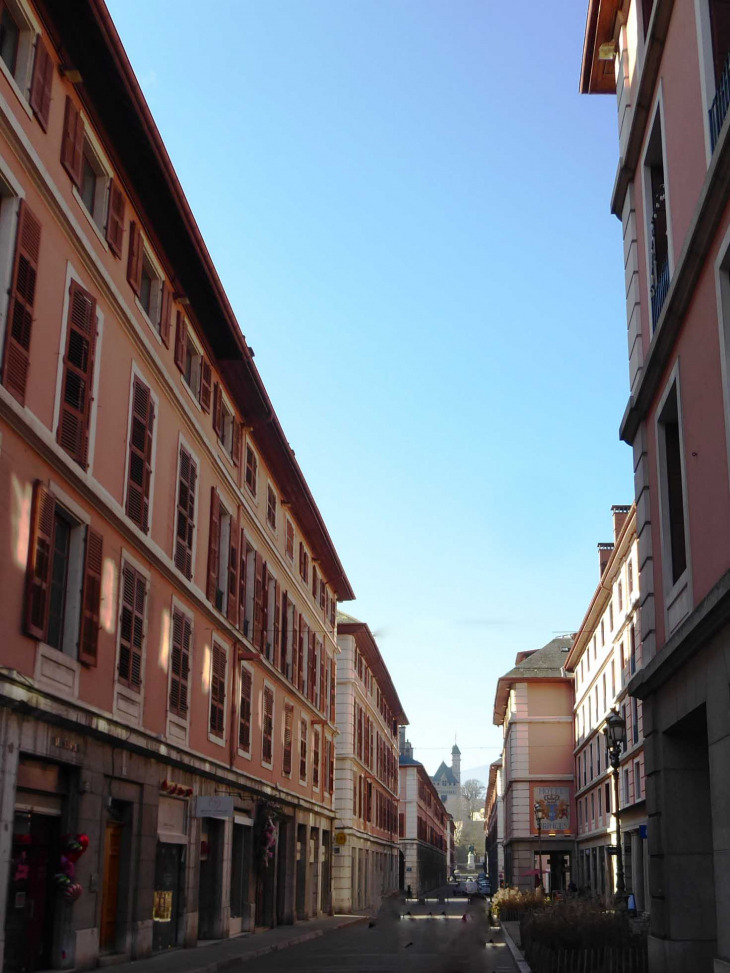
[195,795,234,819]
[335,832,347,846]
[607,845,618,855]
[532,786,571,832]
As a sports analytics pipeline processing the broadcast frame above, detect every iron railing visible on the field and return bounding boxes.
[709,54,730,152]
[650,257,670,331]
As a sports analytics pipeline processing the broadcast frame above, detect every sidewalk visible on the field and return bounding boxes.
[102,916,368,973]
[500,920,532,973]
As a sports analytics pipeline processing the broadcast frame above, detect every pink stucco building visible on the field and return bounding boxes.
[0,1,353,970]
[581,1,730,970]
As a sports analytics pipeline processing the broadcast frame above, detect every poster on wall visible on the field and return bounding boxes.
[532,786,571,832]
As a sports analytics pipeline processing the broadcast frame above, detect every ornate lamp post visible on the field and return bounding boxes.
[534,801,544,890]
[603,708,628,909]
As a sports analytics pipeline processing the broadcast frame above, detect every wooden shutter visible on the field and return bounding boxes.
[118,563,145,690]
[329,656,336,721]
[711,0,730,83]
[299,542,304,578]
[272,579,280,668]
[174,447,196,579]
[283,704,293,775]
[206,487,220,603]
[297,616,305,693]
[320,581,326,613]
[2,201,41,405]
[200,359,212,412]
[312,565,318,599]
[280,591,288,675]
[126,220,143,295]
[238,528,247,632]
[29,38,53,131]
[78,526,103,666]
[261,567,270,655]
[329,741,335,795]
[212,382,222,436]
[24,481,55,640]
[169,609,191,717]
[319,645,325,715]
[209,643,226,736]
[330,596,336,627]
[57,280,97,468]
[239,665,252,750]
[61,96,83,187]
[291,608,298,686]
[159,282,172,347]
[253,552,264,649]
[227,515,239,625]
[174,311,186,372]
[308,630,316,703]
[232,421,241,466]
[300,718,307,779]
[262,686,274,763]
[313,729,320,787]
[105,180,125,257]
[125,376,155,532]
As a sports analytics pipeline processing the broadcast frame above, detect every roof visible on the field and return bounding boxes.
[452,743,461,755]
[398,753,420,766]
[492,636,574,725]
[337,613,408,724]
[432,761,457,786]
[39,0,354,602]
[580,0,621,94]
[399,757,449,814]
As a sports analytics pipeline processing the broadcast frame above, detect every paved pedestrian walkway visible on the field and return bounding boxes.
[101,915,368,973]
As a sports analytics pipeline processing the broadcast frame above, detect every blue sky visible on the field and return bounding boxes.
[107,0,630,779]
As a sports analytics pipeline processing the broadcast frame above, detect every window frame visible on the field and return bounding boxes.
[285,517,294,560]
[237,660,254,760]
[640,86,675,326]
[0,0,40,118]
[172,434,200,582]
[112,549,150,726]
[266,482,277,532]
[207,635,230,747]
[245,442,258,498]
[261,679,275,770]
[181,321,204,407]
[121,361,159,535]
[134,244,165,340]
[72,125,113,246]
[166,597,193,745]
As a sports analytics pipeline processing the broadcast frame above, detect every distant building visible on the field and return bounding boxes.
[431,744,464,823]
[398,731,448,895]
[333,614,406,914]
[492,637,576,893]
[484,758,505,892]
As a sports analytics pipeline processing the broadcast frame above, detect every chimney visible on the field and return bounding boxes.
[399,725,406,754]
[611,505,631,542]
[598,542,614,578]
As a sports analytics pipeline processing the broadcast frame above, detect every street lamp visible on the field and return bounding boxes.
[534,801,544,890]
[604,708,628,909]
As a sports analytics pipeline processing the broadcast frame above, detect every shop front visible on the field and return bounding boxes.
[153,795,189,952]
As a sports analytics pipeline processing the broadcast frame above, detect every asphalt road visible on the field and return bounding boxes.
[244,891,519,972]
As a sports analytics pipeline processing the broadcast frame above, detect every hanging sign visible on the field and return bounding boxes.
[195,795,234,819]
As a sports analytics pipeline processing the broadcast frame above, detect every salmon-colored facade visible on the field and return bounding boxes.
[0,1,353,970]
[582,1,730,969]
[397,732,449,896]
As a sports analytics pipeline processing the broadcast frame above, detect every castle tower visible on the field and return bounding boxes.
[451,742,461,786]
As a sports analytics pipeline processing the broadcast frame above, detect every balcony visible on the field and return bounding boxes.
[651,257,670,331]
[709,55,730,153]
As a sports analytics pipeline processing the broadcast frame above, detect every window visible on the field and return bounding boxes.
[621,704,628,751]
[602,673,606,714]
[174,313,211,407]
[213,383,239,462]
[643,107,670,329]
[609,601,614,630]
[239,664,252,753]
[596,741,601,776]
[623,768,630,806]
[634,760,642,800]
[611,659,615,697]
[0,4,19,75]
[605,781,611,815]
[207,489,239,625]
[630,625,637,675]
[174,446,197,580]
[299,718,308,781]
[598,786,602,820]
[118,562,146,691]
[267,485,277,530]
[209,641,227,740]
[77,137,111,235]
[245,444,258,496]
[591,792,595,823]
[299,541,309,583]
[125,374,156,533]
[618,580,623,612]
[0,1,38,98]
[658,382,687,585]
[286,518,294,560]
[262,685,274,765]
[23,481,102,665]
[1,199,41,406]
[600,620,605,646]
[57,280,98,468]
[169,608,191,718]
[313,728,320,788]
[632,696,639,745]
[283,703,293,775]
[628,559,634,593]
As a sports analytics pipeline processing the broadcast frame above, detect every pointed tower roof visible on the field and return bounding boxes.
[452,743,461,755]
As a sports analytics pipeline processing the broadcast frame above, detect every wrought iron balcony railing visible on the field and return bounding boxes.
[709,54,730,152]
[651,257,670,331]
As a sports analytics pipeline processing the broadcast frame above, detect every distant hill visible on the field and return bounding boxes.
[462,765,489,787]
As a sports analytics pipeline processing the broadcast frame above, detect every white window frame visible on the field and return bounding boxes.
[112,548,150,726]
[181,319,203,409]
[52,262,105,476]
[266,481,278,533]
[120,360,159,536]
[217,385,235,464]
[634,759,642,800]
[694,0,721,165]
[172,432,200,582]
[237,660,254,760]
[640,85,675,317]
[299,715,308,785]
[261,678,275,770]
[166,596,194,747]
[216,498,232,616]
[207,634,230,747]
[0,0,41,119]
[285,517,294,561]
[0,159,23,361]
[244,438,258,500]
[134,236,165,342]
[72,119,113,247]
[654,361,693,636]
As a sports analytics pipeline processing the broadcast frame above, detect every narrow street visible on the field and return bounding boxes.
[243,892,518,972]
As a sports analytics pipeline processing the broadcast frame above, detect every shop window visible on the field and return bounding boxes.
[657,381,688,586]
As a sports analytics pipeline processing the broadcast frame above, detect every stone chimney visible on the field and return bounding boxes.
[611,505,631,542]
[598,542,614,578]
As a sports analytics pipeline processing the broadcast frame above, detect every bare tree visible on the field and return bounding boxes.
[462,779,486,820]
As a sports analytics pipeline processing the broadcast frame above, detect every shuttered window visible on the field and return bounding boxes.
[238,530,248,634]
[29,38,53,131]
[283,703,293,775]
[24,481,56,640]
[169,609,191,717]
[308,630,316,704]
[329,657,336,722]
[328,739,335,795]
[2,201,41,405]
[319,645,325,715]
[159,281,172,347]
[174,311,186,372]
[200,359,212,412]
[330,595,336,628]
[105,179,125,257]
[57,280,97,468]
[279,591,287,675]
[245,445,257,495]
[286,519,294,560]
[239,664,252,751]
[125,376,155,532]
[61,96,84,187]
[209,643,226,737]
[299,718,307,781]
[206,487,220,604]
[174,447,196,579]
[262,685,274,764]
[297,615,304,693]
[253,552,266,650]
[313,728,320,787]
[118,563,146,691]
[79,526,103,666]
[227,515,239,626]
[127,220,143,295]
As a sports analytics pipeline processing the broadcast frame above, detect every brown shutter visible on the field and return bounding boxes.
[118,563,145,690]
[209,643,226,736]
[300,718,307,779]
[283,704,293,775]
[174,447,196,579]
[272,579,280,668]
[105,180,125,257]
[280,590,288,675]
[232,421,241,466]
[61,96,83,187]
[78,526,103,666]
[206,487,220,604]
[308,630,316,703]
[313,728,320,787]
[29,38,53,131]
[227,514,239,625]
[261,566,269,655]
[329,739,335,795]
[125,376,155,532]
[57,280,97,468]
[291,607,298,686]
[159,281,172,347]
[329,656,336,722]
[253,552,264,649]
[174,311,186,372]
[262,686,274,763]
[2,201,41,405]
[126,220,143,295]
[239,664,252,750]
[24,481,55,640]
[200,359,212,411]
[299,542,304,578]
[212,382,222,436]
[319,645,325,714]
[169,609,191,717]
[312,564,318,598]
[297,616,305,693]
[238,528,247,632]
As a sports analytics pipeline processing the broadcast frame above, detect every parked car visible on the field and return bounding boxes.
[465,878,478,894]
[477,873,491,895]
